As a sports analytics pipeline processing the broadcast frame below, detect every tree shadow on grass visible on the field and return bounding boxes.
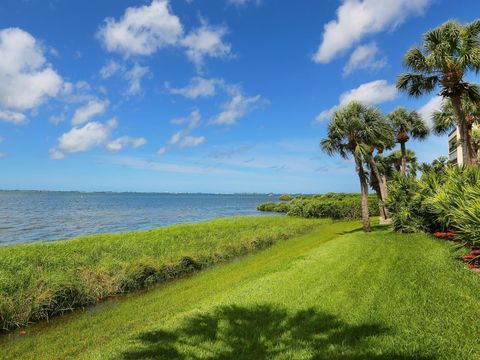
[121,304,434,360]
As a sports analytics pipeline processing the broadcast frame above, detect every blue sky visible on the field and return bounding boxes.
[0,0,478,193]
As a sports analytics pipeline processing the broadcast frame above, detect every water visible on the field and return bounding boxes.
[0,191,276,245]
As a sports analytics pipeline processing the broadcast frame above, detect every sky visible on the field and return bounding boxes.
[0,0,478,193]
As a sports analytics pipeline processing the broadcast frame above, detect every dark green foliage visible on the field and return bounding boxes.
[387,165,480,247]
[256,202,277,212]
[287,196,378,220]
[259,193,379,220]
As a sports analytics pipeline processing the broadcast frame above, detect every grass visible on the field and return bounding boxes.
[1,218,479,359]
[0,216,320,331]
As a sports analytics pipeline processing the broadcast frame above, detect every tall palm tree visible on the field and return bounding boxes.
[386,107,428,175]
[364,114,395,223]
[432,95,480,159]
[397,20,480,165]
[321,101,391,232]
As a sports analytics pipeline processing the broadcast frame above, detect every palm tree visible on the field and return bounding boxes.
[364,115,395,223]
[432,95,480,159]
[397,20,480,165]
[386,107,428,175]
[321,101,391,232]
[385,149,418,174]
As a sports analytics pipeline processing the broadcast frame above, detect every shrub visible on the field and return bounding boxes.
[279,194,294,202]
[274,202,290,213]
[387,166,480,247]
[257,202,277,212]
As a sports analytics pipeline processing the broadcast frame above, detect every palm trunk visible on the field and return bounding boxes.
[466,122,479,165]
[366,155,389,222]
[354,154,371,232]
[451,94,474,165]
[400,142,407,175]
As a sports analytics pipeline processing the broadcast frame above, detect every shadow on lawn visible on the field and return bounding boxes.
[121,304,433,360]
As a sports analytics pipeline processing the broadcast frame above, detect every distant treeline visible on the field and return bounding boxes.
[257,193,379,220]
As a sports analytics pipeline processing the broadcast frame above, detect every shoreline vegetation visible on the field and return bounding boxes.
[258,193,379,219]
[2,219,479,359]
[0,216,322,331]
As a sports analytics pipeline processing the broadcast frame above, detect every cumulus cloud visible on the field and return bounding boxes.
[314,79,397,123]
[181,23,231,69]
[72,99,109,125]
[312,0,431,63]
[97,0,183,57]
[58,118,117,153]
[106,136,147,152]
[97,1,231,72]
[342,42,386,76]
[124,63,150,95]
[418,96,444,128]
[210,86,266,125]
[167,77,219,98]
[0,27,63,121]
[100,59,123,78]
[0,110,27,124]
[158,109,205,154]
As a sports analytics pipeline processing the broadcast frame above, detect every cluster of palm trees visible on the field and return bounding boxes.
[321,19,480,232]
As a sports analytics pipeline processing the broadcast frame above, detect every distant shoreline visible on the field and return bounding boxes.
[0,189,281,196]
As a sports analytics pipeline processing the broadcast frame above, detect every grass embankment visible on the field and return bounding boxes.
[2,219,480,359]
[0,216,320,331]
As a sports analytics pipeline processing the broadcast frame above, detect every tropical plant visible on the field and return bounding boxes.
[432,95,480,159]
[386,107,428,175]
[321,101,390,232]
[397,20,480,165]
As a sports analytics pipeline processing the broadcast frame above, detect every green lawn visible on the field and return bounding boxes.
[1,218,480,359]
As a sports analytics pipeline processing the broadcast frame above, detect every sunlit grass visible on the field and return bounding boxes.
[2,220,479,359]
[0,216,321,331]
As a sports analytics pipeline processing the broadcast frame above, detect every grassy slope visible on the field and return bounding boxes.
[2,220,480,359]
[0,216,319,330]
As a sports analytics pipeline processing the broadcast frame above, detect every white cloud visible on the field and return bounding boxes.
[167,77,219,98]
[0,152,6,158]
[210,87,265,125]
[49,147,65,160]
[124,63,150,95]
[0,110,27,124]
[179,135,206,148]
[313,0,430,63]
[106,136,147,152]
[0,28,63,120]
[72,99,109,125]
[97,0,183,57]
[418,96,444,128]
[100,60,123,78]
[54,118,117,158]
[343,42,386,76]
[339,79,397,105]
[181,23,231,68]
[314,79,397,123]
[227,0,260,6]
[158,109,205,154]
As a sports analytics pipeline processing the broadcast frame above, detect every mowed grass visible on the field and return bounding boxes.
[0,216,320,331]
[1,219,480,359]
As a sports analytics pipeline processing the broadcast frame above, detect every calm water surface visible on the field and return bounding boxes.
[0,191,275,245]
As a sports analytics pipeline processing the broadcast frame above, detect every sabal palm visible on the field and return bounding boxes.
[432,96,480,159]
[397,20,480,165]
[386,107,428,175]
[321,101,392,232]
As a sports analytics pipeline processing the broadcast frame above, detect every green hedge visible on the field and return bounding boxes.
[258,193,379,220]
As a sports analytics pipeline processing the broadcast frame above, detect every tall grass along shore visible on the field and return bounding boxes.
[0,216,321,331]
